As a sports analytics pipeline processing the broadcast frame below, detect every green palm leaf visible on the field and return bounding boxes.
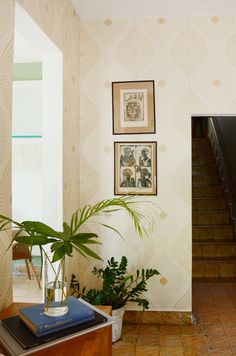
[70,196,152,239]
[15,235,57,246]
[0,196,155,272]
[72,242,102,261]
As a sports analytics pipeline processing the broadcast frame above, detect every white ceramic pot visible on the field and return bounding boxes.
[112,306,125,343]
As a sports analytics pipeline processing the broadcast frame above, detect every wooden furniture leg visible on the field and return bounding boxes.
[12,241,41,289]
[24,259,31,279]
[29,259,41,289]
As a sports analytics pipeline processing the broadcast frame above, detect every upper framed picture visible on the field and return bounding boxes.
[112,80,156,135]
[114,141,157,195]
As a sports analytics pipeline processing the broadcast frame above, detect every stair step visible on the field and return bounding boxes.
[192,164,218,175]
[192,138,211,147]
[192,259,236,277]
[192,147,213,154]
[192,139,212,146]
[192,175,220,186]
[192,277,236,282]
[192,198,226,211]
[192,186,224,198]
[192,211,230,225]
[192,151,214,157]
[193,256,236,262]
[193,240,236,244]
[193,226,234,240]
[192,155,215,164]
[193,240,236,258]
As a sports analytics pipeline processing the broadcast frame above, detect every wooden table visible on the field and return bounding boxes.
[0,303,112,356]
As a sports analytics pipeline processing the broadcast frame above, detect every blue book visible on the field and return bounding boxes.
[18,297,95,337]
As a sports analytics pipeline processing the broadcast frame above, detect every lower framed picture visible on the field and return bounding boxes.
[114,141,157,195]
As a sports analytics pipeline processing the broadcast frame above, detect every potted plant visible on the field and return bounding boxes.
[0,196,153,316]
[70,256,160,342]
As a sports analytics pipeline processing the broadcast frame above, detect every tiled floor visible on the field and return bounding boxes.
[13,274,236,354]
[13,273,42,303]
[112,280,236,355]
[12,257,42,303]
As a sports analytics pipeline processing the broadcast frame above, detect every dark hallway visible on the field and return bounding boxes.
[192,116,236,280]
[192,136,236,279]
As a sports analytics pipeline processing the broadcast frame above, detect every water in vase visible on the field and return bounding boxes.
[44,280,68,317]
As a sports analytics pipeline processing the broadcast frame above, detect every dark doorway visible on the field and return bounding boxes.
[192,115,236,282]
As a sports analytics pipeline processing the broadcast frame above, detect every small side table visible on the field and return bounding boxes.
[0,303,112,356]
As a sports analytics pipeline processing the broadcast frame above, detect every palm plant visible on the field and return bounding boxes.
[0,196,154,310]
[0,196,152,262]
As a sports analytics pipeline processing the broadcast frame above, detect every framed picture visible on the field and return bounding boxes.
[112,80,156,134]
[114,142,157,195]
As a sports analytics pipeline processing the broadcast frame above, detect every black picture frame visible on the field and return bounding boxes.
[112,80,156,135]
[114,141,157,195]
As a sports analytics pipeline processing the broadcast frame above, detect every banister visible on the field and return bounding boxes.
[209,117,236,218]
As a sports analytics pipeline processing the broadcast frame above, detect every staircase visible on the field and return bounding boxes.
[192,138,236,279]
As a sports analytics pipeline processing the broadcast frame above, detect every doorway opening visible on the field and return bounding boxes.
[12,3,63,303]
[192,115,236,282]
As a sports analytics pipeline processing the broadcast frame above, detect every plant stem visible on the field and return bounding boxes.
[45,256,67,309]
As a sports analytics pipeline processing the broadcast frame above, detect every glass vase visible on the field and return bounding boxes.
[44,255,69,317]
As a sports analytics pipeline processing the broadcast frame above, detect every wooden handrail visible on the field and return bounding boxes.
[211,117,236,201]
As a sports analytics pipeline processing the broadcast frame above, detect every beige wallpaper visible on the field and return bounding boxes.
[1,2,236,313]
[78,15,236,311]
[0,0,14,312]
[0,0,80,312]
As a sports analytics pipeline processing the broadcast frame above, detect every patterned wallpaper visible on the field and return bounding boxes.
[78,16,236,311]
[1,1,236,313]
[0,0,80,312]
[0,0,14,312]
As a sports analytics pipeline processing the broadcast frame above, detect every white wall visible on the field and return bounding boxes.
[0,0,81,312]
[12,4,63,233]
[12,81,43,225]
[12,81,42,135]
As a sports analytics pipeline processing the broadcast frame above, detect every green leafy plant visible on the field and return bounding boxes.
[0,196,154,307]
[1,197,151,262]
[70,256,160,310]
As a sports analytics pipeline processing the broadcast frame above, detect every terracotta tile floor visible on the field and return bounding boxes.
[112,281,236,355]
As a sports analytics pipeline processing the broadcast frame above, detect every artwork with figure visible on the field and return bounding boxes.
[114,142,157,195]
[139,147,151,167]
[120,146,135,166]
[120,168,136,187]
[112,81,155,134]
[123,91,144,122]
[136,167,152,187]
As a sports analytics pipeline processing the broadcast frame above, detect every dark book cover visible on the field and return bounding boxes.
[19,297,95,336]
[2,310,107,349]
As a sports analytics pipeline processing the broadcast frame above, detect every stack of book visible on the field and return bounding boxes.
[18,296,96,336]
[1,297,109,350]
